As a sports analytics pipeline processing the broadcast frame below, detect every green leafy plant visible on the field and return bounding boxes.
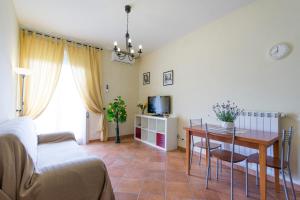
[107,96,127,143]
[212,100,243,122]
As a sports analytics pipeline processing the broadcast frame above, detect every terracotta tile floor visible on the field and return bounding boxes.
[84,138,299,200]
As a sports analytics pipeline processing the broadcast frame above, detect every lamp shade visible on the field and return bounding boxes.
[15,67,31,76]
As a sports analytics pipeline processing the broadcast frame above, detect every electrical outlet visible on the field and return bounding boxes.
[177,134,185,141]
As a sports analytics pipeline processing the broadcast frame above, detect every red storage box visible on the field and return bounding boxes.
[156,133,165,148]
[135,127,141,139]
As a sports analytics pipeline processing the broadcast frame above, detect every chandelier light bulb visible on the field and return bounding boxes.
[114,41,118,46]
[130,49,134,54]
[128,38,132,43]
[139,45,142,49]
[117,48,121,52]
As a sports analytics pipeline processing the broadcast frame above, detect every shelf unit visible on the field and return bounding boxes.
[134,114,178,151]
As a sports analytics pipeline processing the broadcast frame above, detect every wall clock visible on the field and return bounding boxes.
[269,43,290,60]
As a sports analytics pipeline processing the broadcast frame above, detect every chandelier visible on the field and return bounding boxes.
[113,5,142,61]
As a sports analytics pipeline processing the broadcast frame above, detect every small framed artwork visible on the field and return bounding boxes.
[143,72,150,85]
[163,70,173,86]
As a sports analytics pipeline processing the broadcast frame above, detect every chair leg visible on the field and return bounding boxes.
[191,144,194,162]
[219,146,222,173]
[220,160,222,173]
[288,166,296,200]
[256,163,259,186]
[207,152,211,180]
[209,164,212,180]
[216,159,219,180]
[231,161,234,200]
[281,169,289,200]
[199,148,202,165]
[245,159,248,197]
[205,156,210,189]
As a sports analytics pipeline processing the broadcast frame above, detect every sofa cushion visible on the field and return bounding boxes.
[0,117,38,164]
[37,140,88,170]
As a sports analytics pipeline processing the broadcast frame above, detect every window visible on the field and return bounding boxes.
[34,52,87,144]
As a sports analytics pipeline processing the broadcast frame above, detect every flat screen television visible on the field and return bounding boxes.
[148,96,171,115]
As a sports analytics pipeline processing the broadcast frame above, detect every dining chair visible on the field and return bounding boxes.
[189,119,221,167]
[205,123,248,200]
[247,127,296,200]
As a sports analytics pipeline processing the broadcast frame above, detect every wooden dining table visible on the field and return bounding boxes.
[184,124,280,200]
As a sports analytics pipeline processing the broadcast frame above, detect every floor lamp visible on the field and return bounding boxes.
[15,67,31,115]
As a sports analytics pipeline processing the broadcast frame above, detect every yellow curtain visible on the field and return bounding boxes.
[19,30,64,119]
[67,43,107,141]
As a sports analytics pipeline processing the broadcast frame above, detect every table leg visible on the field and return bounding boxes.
[185,130,191,175]
[259,144,267,200]
[273,140,280,192]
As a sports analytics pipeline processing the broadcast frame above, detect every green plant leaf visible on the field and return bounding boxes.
[107,96,127,124]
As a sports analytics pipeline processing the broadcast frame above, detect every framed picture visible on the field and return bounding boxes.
[143,72,150,85]
[163,70,173,86]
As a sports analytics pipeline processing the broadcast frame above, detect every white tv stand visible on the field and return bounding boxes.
[134,114,178,151]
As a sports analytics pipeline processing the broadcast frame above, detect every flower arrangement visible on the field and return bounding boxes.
[137,103,147,114]
[212,101,243,127]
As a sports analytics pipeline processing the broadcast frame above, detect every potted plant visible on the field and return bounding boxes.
[107,96,127,143]
[212,100,243,129]
[137,103,147,115]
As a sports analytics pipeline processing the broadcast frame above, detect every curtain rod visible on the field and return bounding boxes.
[22,29,103,51]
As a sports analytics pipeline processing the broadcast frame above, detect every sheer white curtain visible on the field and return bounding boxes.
[34,52,87,144]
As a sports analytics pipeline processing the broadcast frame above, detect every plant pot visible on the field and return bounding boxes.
[115,122,120,143]
[221,121,234,129]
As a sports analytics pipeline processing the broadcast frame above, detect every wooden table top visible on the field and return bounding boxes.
[184,124,279,147]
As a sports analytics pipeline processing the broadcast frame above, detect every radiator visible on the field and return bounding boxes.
[234,111,285,175]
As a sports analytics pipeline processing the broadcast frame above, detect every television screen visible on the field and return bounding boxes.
[148,96,171,115]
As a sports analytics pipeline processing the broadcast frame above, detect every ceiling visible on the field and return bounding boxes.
[13,0,254,53]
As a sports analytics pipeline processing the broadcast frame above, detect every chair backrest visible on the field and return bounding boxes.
[281,127,293,168]
[204,123,236,150]
[189,118,203,128]
[189,118,203,143]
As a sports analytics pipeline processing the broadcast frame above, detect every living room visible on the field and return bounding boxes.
[0,0,299,200]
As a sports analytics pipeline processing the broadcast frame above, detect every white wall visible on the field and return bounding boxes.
[88,50,139,140]
[139,0,300,182]
[0,0,19,122]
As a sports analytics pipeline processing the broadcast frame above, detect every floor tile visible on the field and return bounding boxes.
[115,192,138,200]
[116,178,143,194]
[166,182,194,199]
[166,170,188,183]
[138,193,165,200]
[141,180,165,195]
[144,170,165,181]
